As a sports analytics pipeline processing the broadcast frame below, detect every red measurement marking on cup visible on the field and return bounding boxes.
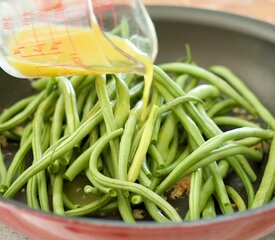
[2,17,12,30]
[2,16,19,45]
[51,40,62,51]
[92,0,118,28]
[70,52,85,67]
[22,12,31,26]
[37,12,47,22]
[12,46,25,55]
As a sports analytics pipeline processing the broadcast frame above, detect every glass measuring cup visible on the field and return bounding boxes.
[0,0,158,78]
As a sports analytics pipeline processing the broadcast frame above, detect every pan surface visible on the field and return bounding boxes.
[0,6,275,240]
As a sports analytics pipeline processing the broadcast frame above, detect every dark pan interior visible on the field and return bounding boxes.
[0,6,274,218]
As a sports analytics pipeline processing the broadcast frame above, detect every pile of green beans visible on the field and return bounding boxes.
[0,60,274,223]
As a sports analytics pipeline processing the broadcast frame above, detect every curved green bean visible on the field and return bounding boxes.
[89,128,182,222]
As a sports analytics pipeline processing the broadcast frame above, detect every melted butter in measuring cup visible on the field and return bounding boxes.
[7,21,152,76]
[7,19,153,120]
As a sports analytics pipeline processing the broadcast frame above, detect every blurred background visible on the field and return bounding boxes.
[144,0,275,24]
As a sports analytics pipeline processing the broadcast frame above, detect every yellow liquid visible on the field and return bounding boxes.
[7,22,153,121]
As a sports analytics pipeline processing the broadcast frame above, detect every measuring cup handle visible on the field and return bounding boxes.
[37,0,61,11]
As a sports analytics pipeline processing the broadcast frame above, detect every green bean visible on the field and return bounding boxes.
[50,96,65,144]
[174,74,190,90]
[166,130,179,166]
[154,68,221,138]
[1,56,274,223]
[196,104,258,183]
[76,87,91,118]
[26,177,40,210]
[100,145,115,179]
[48,161,60,175]
[84,185,102,196]
[140,66,153,125]
[67,128,98,178]
[155,147,190,177]
[73,75,95,93]
[32,93,57,212]
[184,77,199,92]
[207,99,238,117]
[227,158,255,208]
[151,115,161,144]
[117,191,135,223]
[184,160,230,218]
[204,99,217,112]
[158,95,202,114]
[180,76,254,205]
[3,134,32,189]
[52,170,65,215]
[57,77,80,134]
[65,194,112,217]
[141,157,152,178]
[64,143,96,181]
[144,200,171,222]
[0,148,7,187]
[147,90,162,145]
[128,105,159,182]
[200,160,229,213]
[41,123,51,154]
[99,101,134,222]
[213,116,260,128]
[234,137,264,148]
[3,108,104,198]
[252,135,275,208]
[154,80,231,211]
[124,73,137,87]
[159,64,255,114]
[154,81,204,145]
[129,82,144,99]
[0,89,49,132]
[1,130,21,141]
[89,128,182,222]
[184,145,262,180]
[129,124,145,162]
[118,111,137,181]
[63,193,81,210]
[189,169,203,220]
[226,185,246,211]
[138,170,151,188]
[208,162,233,214]
[95,201,118,215]
[0,95,36,124]
[210,66,275,130]
[30,77,51,90]
[95,75,119,178]
[86,169,117,197]
[202,197,216,219]
[148,144,165,169]
[113,75,130,128]
[156,127,273,195]
[189,129,232,215]
[82,89,97,120]
[131,194,143,205]
[187,84,220,101]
